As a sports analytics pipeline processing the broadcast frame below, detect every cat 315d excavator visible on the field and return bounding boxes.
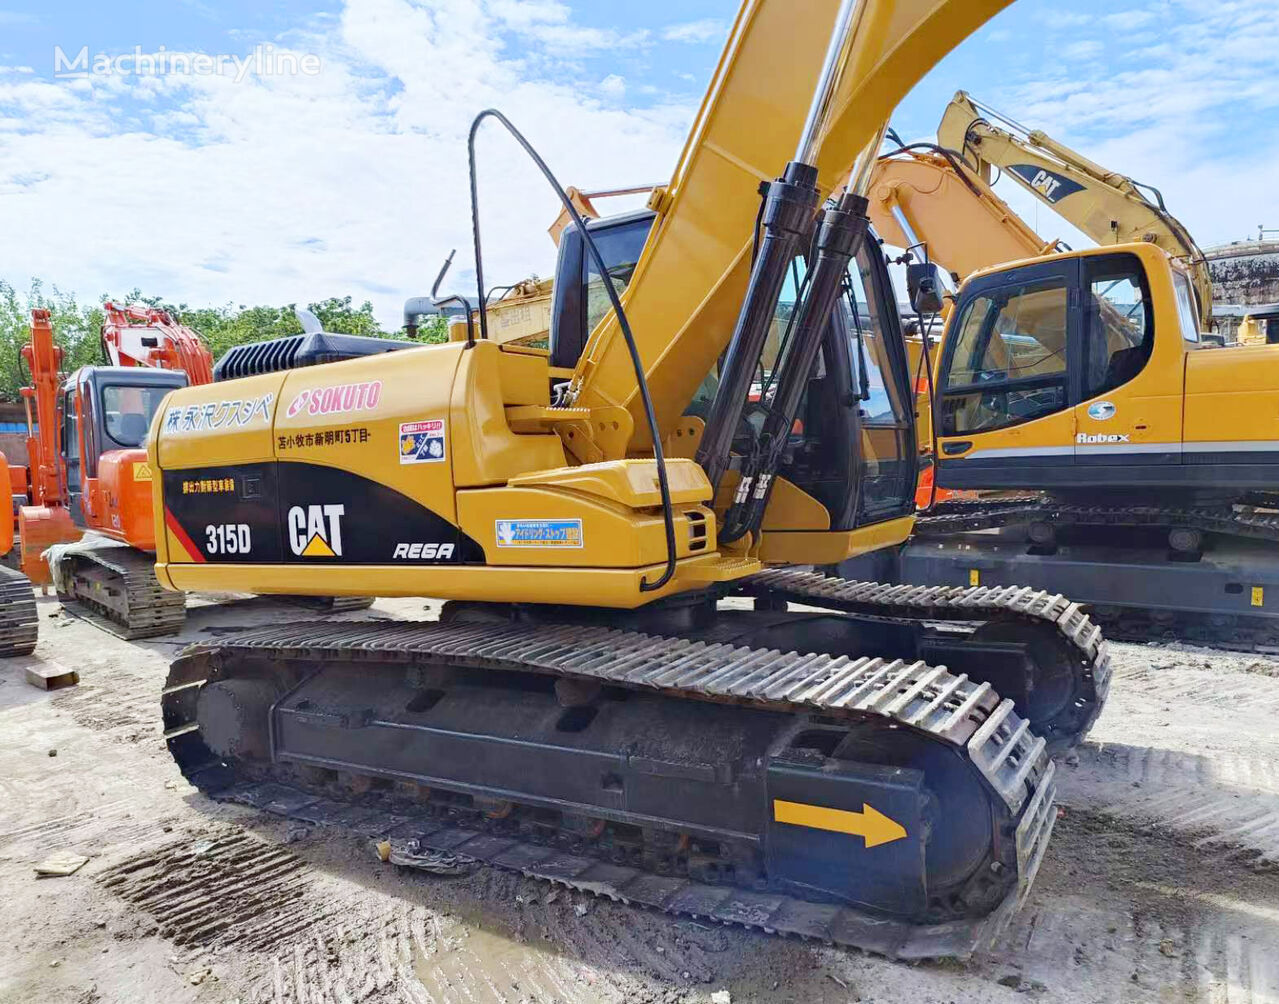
[151,0,1113,959]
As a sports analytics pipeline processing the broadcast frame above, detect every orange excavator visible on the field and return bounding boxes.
[0,305,214,652]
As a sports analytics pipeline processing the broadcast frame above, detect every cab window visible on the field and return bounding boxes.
[63,390,82,493]
[844,252,913,520]
[583,219,649,334]
[1171,270,1200,343]
[1082,255,1154,398]
[102,385,166,448]
[940,278,1068,435]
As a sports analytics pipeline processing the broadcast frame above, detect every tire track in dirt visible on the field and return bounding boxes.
[97,825,683,1004]
[988,810,1279,1002]
[1059,744,1279,871]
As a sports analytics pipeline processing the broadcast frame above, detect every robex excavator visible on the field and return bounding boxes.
[153,0,1113,958]
[844,96,1279,647]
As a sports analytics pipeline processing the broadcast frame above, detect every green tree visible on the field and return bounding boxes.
[0,283,448,401]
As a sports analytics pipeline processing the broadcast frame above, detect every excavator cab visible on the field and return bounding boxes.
[932,243,1209,497]
[60,366,188,544]
[550,211,919,536]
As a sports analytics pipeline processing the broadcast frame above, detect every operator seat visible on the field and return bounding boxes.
[116,412,149,447]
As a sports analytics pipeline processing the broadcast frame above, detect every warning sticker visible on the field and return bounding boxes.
[132,461,153,482]
[495,519,584,549]
[399,420,447,464]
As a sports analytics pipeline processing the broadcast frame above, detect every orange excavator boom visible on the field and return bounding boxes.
[101,302,214,386]
[20,309,66,509]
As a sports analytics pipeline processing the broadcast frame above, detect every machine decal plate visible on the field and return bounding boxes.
[399,419,447,464]
[1086,401,1116,421]
[163,462,484,565]
[163,465,281,562]
[285,381,383,418]
[495,519,584,549]
[163,393,274,434]
[132,461,153,481]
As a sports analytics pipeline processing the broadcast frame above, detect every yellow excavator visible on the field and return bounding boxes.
[836,95,1279,648]
[151,0,1117,959]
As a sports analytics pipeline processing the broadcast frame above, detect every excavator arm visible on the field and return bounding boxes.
[102,302,214,386]
[937,90,1214,329]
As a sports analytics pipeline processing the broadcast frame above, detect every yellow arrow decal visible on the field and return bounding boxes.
[772,799,907,848]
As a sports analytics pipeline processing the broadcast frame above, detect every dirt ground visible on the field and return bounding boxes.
[2,591,1278,1004]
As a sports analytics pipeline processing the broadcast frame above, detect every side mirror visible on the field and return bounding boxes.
[907,262,946,316]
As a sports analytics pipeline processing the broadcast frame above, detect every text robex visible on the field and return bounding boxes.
[1076,433,1130,444]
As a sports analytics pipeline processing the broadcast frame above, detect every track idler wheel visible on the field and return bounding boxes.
[196,678,281,760]
[1168,526,1203,558]
[968,619,1086,750]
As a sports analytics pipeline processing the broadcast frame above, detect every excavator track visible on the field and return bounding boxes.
[280,595,377,613]
[738,569,1110,751]
[163,618,1057,961]
[0,565,38,656]
[55,544,185,640]
[1073,606,1279,653]
[915,498,1279,545]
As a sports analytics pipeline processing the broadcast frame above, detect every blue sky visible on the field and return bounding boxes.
[0,0,1275,325]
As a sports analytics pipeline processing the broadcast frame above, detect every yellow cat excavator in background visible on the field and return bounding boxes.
[151,0,1119,959]
[936,91,1216,332]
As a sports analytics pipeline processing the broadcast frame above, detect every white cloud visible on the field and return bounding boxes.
[486,0,648,52]
[662,19,725,44]
[1060,40,1103,61]
[1103,9,1157,30]
[971,0,1279,255]
[0,0,696,326]
[599,73,626,99]
[1034,9,1091,29]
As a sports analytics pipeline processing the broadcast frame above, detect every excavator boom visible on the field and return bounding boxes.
[567,0,1014,455]
[866,147,1058,279]
[102,302,214,385]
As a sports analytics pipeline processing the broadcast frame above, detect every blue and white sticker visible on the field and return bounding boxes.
[495,518,584,548]
[1087,401,1117,422]
[399,419,446,464]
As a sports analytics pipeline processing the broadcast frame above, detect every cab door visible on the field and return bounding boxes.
[935,259,1082,491]
[1072,252,1179,472]
[60,385,86,526]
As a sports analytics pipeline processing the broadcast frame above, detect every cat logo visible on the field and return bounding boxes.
[1029,169,1062,200]
[1007,164,1085,205]
[288,503,345,557]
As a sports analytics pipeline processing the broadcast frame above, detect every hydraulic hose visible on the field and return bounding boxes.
[466,110,679,591]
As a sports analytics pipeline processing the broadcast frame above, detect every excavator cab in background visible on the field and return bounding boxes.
[845,236,1279,644]
[60,366,188,548]
[931,243,1206,496]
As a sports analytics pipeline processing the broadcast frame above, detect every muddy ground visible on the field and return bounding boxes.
[1,592,1277,1003]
